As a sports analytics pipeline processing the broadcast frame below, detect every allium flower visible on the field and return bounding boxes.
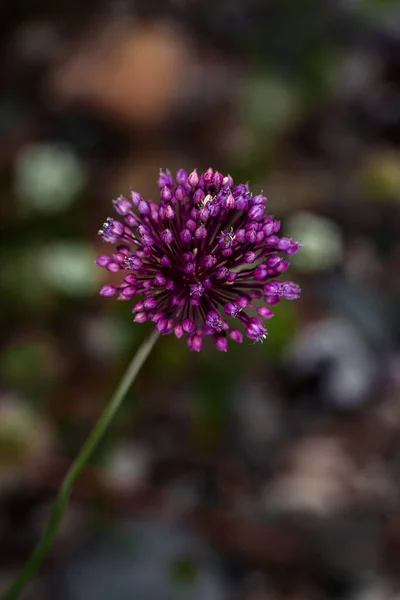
[96,168,301,352]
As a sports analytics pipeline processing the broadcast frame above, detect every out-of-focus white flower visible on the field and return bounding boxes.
[38,242,98,296]
[15,143,86,214]
[285,211,343,272]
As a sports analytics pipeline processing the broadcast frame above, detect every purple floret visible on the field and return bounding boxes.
[97,168,301,351]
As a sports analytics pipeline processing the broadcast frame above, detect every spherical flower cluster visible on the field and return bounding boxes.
[96,168,301,352]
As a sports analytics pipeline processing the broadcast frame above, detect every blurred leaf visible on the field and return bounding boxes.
[362,151,400,200]
[285,211,344,272]
[1,339,52,385]
[82,315,134,362]
[193,357,232,446]
[170,557,199,587]
[0,397,45,468]
[38,242,99,296]
[261,300,298,359]
[1,248,53,312]
[15,143,87,214]
[157,334,188,375]
[242,73,299,139]
[356,0,399,16]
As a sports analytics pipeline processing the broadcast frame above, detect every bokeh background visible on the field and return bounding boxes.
[1,0,400,598]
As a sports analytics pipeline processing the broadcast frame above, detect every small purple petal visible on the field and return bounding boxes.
[257,306,274,319]
[256,231,264,244]
[254,264,267,280]
[244,251,256,264]
[154,274,167,287]
[174,323,184,339]
[245,228,257,244]
[164,204,175,220]
[265,235,279,247]
[229,329,243,343]
[99,285,117,297]
[206,311,228,332]
[96,255,111,267]
[138,199,150,215]
[180,229,192,243]
[116,245,130,255]
[184,262,195,275]
[199,207,210,222]
[158,170,174,189]
[161,229,174,245]
[235,229,246,243]
[225,194,235,210]
[235,196,249,211]
[204,255,216,268]
[213,171,223,188]
[143,297,157,310]
[186,219,197,232]
[99,218,125,243]
[161,186,172,202]
[119,285,136,299]
[265,256,281,268]
[222,174,233,188]
[134,312,148,323]
[188,169,199,187]
[175,186,185,202]
[141,234,154,246]
[176,168,187,186]
[193,189,205,204]
[160,255,171,267]
[215,266,229,280]
[130,191,142,206]
[113,195,132,215]
[246,318,267,341]
[125,213,137,227]
[251,194,267,207]
[106,261,121,273]
[189,333,203,352]
[126,256,143,270]
[151,312,164,322]
[190,283,204,298]
[248,205,264,221]
[195,225,207,240]
[224,302,241,317]
[263,281,281,296]
[237,297,249,308]
[203,168,214,184]
[280,282,302,300]
[213,335,228,352]
[156,318,169,332]
[182,319,195,333]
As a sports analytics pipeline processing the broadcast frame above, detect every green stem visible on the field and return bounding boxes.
[1,328,160,600]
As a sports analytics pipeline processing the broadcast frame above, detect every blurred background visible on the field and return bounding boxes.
[1,0,400,598]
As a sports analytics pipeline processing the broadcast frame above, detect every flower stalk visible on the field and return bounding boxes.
[1,328,160,600]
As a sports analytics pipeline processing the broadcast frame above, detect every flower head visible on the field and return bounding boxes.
[96,168,301,351]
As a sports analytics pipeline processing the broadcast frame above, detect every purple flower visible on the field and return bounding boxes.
[97,169,301,351]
